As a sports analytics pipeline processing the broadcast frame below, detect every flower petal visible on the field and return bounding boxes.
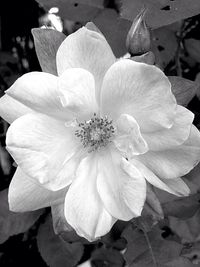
[64,154,116,241]
[9,168,67,212]
[6,113,82,191]
[163,178,190,196]
[114,114,148,157]
[97,147,146,220]
[101,59,176,132]
[56,27,116,103]
[51,202,73,234]
[130,159,189,196]
[59,68,97,120]
[137,125,200,179]
[0,95,32,124]
[143,105,194,151]
[5,71,69,120]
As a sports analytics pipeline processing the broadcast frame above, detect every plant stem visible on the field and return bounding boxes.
[140,221,158,267]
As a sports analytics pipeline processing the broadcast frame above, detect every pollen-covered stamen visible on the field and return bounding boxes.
[75,113,115,152]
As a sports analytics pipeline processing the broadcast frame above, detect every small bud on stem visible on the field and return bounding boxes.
[126,8,151,56]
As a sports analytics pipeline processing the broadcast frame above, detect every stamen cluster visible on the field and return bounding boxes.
[75,113,115,152]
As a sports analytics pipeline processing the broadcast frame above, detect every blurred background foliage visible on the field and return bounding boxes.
[1,0,200,266]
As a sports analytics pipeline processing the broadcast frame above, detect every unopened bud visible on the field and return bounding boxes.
[126,8,151,56]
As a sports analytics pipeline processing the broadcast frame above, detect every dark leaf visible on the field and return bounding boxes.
[85,22,102,34]
[0,145,12,175]
[60,230,89,245]
[185,39,200,63]
[122,224,182,266]
[152,27,178,69]
[100,220,128,250]
[0,189,43,244]
[32,28,66,75]
[93,8,131,57]
[165,256,200,267]
[121,0,200,29]
[181,242,200,265]
[169,209,200,243]
[162,193,200,218]
[168,76,199,106]
[36,0,103,22]
[195,73,200,100]
[37,215,84,267]
[91,247,124,267]
[65,0,104,8]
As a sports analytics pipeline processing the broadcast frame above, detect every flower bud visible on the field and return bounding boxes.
[126,8,151,56]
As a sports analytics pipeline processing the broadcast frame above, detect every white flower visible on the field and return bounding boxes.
[1,27,200,241]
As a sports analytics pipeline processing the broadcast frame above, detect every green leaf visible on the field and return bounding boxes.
[91,247,124,267]
[93,8,131,57]
[85,22,102,34]
[143,184,164,221]
[165,257,200,267]
[100,220,128,251]
[122,224,182,267]
[184,163,200,193]
[195,73,200,101]
[162,193,200,219]
[184,39,200,63]
[37,215,84,267]
[152,26,178,69]
[32,28,66,75]
[121,0,200,29]
[181,242,200,265]
[0,145,12,175]
[168,76,198,106]
[169,209,200,243]
[0,189,43,244]
[36,0,103,22]
[65,0,104,8]
[60,230,89,245]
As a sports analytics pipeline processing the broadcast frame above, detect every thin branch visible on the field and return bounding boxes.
[174,20,186,76]
[140,221,158,267]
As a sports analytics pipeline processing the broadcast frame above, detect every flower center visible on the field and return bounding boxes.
[75,113,115,152]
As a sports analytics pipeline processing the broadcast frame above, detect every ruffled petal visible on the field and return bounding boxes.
[113,114,148,158]
[130,159,189,196]
[137,125,200,179]
[9,168,67,212]
[101,59,176,132]
[59,68,98,120]
[0,95,32,124]
[162,178,190,196]
[97,147,146,220]
[65,154,116,241]
[6,113,82,191]
[5,71,70,120]
[56,27,116,103]
[143,105,194,151]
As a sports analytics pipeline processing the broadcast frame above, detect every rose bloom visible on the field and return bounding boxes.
[0,27,200,241]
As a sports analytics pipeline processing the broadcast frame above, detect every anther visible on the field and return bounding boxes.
[75,113,115,152]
